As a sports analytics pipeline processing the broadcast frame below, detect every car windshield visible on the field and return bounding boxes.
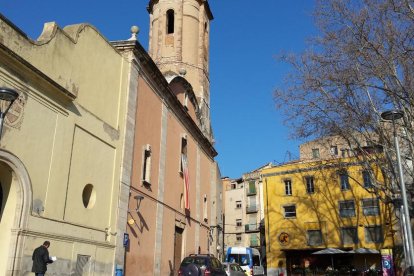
[227,254,249,266]
[181,257,207,267]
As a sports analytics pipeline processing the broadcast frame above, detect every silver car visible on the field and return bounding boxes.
[222,262,246,276]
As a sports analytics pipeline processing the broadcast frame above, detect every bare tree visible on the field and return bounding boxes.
[275,0,414,200]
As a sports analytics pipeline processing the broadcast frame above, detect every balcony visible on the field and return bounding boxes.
[246,204,258,213]
[250,238,260,247]
[245,224,260,233]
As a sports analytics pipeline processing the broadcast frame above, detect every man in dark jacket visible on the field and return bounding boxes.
[32,241,53,276]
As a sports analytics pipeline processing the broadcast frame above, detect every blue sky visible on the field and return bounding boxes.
[0,1,317,178]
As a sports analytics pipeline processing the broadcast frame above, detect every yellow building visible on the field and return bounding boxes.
[0,15,133,275]
[262,157,397,275]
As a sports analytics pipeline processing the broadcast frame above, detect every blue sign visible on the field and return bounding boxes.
[123,233,129,247]
[383,259,391,269]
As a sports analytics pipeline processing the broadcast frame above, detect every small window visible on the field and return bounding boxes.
[236,219,242,227]
[363,170,373,188]
[203,194,208,221]
[362,198,380,216]
[180,136,188,173]
[183,92,189,110]
[82,184,96,209]
[236,234,242,241]
[305,176,315,194]
[339,171,350,190]
[166,9,175,34]
[339,200,355,217]
[330,146,338,156]
[365,226,383,243]
[231,183,236,189]
[307,230,322,246]
[284,179,292,196]
[312,148,320,159]
[236,201,242,209]
[142,145,151,184]
[283,205,296,218]
[341,227,358,244]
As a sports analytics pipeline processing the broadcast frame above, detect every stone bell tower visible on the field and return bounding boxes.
[147,0,213,137]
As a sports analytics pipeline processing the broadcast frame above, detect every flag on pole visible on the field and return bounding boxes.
[182,154,190,210]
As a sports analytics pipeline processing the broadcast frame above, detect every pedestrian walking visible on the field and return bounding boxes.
[32,241,54,276]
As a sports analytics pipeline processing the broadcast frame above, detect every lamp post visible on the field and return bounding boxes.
[381,109,414,268]
[0,88,18,142]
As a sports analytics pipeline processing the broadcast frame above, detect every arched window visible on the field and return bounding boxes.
[167,9,175,34]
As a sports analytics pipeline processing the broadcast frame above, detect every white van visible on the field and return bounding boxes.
[225,247,265,276]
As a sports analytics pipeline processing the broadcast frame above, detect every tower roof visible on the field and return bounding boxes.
[147,0,213,20]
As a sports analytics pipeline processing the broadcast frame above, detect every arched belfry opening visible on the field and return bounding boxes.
[166,9,175,34]
[0,150,32,275]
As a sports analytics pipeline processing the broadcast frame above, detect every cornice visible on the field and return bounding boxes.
[112,40,217,158]
[0,42,76,100]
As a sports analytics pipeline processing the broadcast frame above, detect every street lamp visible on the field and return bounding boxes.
[0,88,18,142]
[381,109,414,268]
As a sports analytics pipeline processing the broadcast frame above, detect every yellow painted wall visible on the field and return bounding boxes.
[262,158,395,274]
[0,16,129,275]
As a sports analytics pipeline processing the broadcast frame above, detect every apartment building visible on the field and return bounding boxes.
[262,154,397,276]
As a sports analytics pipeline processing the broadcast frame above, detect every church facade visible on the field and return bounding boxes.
[0,0,222,275]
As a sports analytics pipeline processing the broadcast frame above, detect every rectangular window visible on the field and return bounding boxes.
[307,230,323,246]
[203,194,208,222]
[339,200,355,217]
[167,9,175,34]
[312,148,320,159]
[236,201,242,209]
[305,176,315,194]
[362,198,380,216]
[340,172,350,190]
[250,234,259,247]
[142,145,151,184]
[363,170,373,188]
[248,181,256,194]
[283,205,296,218]
[236,219,242,227]
[365,226,383,243]
[341,227,358,244]
[236,234,242,241]
[284,179,292,196]
[180,136,188,173]
[330,145,338,156]
[183,92,189,110]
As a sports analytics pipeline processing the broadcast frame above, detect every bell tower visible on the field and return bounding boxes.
[147,0,213,137]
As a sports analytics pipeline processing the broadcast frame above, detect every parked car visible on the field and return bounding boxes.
[222,262,247,276]
[178,254,227,276]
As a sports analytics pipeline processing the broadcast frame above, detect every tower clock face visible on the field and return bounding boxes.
[278,232,290,245]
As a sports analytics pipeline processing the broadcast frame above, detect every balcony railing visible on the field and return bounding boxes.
[246,204,258,213]
[250,239,260,247]
[245,224,260,233]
